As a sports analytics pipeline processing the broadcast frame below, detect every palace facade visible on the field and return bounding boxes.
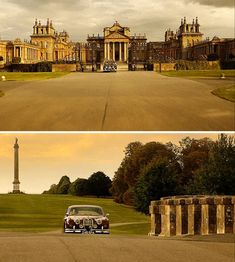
[0,19,76,66]
[0,18,234,68]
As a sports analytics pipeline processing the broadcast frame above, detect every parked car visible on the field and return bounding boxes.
[64,205,110,234]
[103,60,117,72]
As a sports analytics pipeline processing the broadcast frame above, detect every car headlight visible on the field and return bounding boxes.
[96,219,102,225]
[75,219,80,224]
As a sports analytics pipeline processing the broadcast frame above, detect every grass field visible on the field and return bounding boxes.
[212,85,235,102]
[0,194,149,235]
[0,72,70,81]
[160,70,235,78]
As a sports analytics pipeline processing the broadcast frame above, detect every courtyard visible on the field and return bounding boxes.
[0,71,234,131]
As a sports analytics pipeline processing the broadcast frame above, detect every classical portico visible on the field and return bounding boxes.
[103,22,130,62]
[104,40,129,62]
[87,21,147,65]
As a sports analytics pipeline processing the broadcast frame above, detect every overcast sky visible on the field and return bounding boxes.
[0,133,221,194]
[0,0,234,42]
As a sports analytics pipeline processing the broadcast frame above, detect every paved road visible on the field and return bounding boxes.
[0,72,234,131]
[0,233,234,262]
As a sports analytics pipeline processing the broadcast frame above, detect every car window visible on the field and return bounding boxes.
[69,207,103,216]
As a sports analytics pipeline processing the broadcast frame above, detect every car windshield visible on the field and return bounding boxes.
[69,206,104,216]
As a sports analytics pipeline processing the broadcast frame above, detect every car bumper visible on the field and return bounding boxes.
[64,228,110,234]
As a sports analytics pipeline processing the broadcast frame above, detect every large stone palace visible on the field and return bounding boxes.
[0,18,234,67]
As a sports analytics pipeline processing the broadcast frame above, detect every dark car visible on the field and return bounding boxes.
[64,205,110,234]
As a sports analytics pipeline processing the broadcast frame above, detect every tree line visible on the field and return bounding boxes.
[43,134,235,214]
[43,171,112,197]
[111,134,235,213]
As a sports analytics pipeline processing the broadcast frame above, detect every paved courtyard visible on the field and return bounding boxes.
[0,72,234,131]
[0,233,234,262]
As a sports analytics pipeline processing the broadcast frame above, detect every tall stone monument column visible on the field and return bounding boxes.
[13,138,20,194]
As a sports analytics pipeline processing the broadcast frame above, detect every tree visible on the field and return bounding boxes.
[189,134,235,195]
[42,184,57,194]
[111,141,177,205]
[87,172,112,197]
[134,158,180,214]
[179,137,214,192]
[56,176,71,194]
[68,178,89,196]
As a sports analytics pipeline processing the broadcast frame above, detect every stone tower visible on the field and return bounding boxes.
[13,138,20,194]
[177,17,203,59]
[31,18,56,61]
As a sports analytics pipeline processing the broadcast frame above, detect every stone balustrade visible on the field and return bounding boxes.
[149,195,235,236]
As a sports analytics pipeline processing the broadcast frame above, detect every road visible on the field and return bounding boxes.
[0,232,234,262]
[0,72,234,131]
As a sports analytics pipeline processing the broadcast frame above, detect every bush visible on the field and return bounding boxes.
[175,60,220,70]
[207,53,219,61]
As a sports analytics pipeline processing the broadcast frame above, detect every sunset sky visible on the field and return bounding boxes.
[0,133,222,194]
[0,0,233,41]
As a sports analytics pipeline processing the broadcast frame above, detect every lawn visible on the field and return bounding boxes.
[160,70,235,78]
[0,72,70,81]
[212,85,235,102]
[0,194,149,235]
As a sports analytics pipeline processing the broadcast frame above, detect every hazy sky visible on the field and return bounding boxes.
[0,133,221,194]
[0,0,234,42]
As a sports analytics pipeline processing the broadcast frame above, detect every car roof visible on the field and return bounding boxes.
[67,205,103,209]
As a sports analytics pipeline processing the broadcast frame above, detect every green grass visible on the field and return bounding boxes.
[0,194,149,235]
[0,72,70,81]
[212,85,235,102]
[160,70,235,78]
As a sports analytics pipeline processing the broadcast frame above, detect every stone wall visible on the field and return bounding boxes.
[154,63,176,72]
[52,64,77,72]
[149,195,235,236]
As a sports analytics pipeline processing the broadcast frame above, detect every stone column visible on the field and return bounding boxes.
[176,199,188,235]
[107,42,110,60]
[124,42,127,62]
[119,42,122,61]
[200,198,209,235]
[149,201,161,236]
[113,42,115,61]
[13,138,20,193]
[160,199,176,237]
[104,43,107,60]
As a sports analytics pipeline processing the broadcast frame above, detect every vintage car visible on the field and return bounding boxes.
[103,60,117,72]
[64,205,110,234]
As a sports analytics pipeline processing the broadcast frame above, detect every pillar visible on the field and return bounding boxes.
[113,42,115,61]
[176,199,188,235]
[104,43,107,60]
[13,138,20,193]
[119,42,122,61]
[107,42,110,60]
[124,42,127,62]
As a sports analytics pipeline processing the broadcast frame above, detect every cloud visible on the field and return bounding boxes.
[0,0,234,44]
[186,0,234,8]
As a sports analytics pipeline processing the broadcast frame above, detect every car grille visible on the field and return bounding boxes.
[83,218,93,226]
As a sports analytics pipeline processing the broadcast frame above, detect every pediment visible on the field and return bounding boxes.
[106,32,129,40]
